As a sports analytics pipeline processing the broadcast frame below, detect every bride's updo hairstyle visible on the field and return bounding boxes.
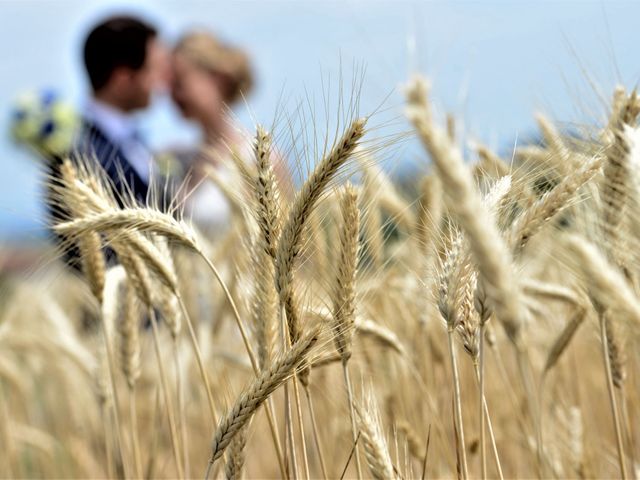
[174,31,254,105]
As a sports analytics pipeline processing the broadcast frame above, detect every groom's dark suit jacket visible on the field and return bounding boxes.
[47,119,151,269]
[76,120,150,205]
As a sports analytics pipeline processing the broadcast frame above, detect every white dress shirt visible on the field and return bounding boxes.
[83,98,153,183]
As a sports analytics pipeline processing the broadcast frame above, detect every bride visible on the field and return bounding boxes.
[169,30,288,236]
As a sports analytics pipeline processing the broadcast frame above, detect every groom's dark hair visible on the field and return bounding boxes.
[83,15,157,92]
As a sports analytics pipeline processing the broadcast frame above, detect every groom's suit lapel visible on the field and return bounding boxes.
[78,119,150,205]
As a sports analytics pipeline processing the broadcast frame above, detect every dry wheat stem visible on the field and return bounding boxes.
[118,279,141,389]
[599,312,629,479]
[62,168,239,458]
[99,281,130,479]
[199,252,289,477]
[125,247,219,463]
[144,388,161,479]
[436,232,470,478]
[304,385,328,480]
[446,325,469,480]
[174,295,218,425]
[173,338,190,478]
[100,328,129,478]
[0,386,15,478]
[478,324,487,480]
[473,358,504,480]
[147,308,184,479]
[99,398,115,480]
[292,374,311,480]
[343,364,364,480]
[538,308,587,478]
[128,390,143,479]
[283,378,298,480]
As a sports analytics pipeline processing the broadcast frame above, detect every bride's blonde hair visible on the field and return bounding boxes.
[175,31,254,104]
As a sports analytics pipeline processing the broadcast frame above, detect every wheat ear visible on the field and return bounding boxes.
[509,156,603,254]
[251,126,281,369]
[332,183,360,363]
[272,119,365,477]
[355,393,396,480]
[601,91,640,256]
[251,244,279,370]
[476,144,510,179]
[566,235,634,478]
[406,75,524,350]
[54,208,199,249]
[542,307,586,375]
[604,314,627,388]
[58,160,106,303]
[332,186,363,480]
[565,235,640,325]
[57,174,268,418]
[224,423,250,480]
[206,328,319,469]
[254,125,282,261]
[276,117,366,343]
[118,277,141,389]
[534,114,573,172]
[415,175,443,256]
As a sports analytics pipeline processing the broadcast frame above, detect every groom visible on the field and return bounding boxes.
[49,15,168,270]
[76,15,169,204]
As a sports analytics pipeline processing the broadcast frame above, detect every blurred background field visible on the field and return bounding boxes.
[2,2,640,479]
[2,0,640,245]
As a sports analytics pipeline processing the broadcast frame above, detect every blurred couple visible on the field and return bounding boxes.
[74,14,264,236]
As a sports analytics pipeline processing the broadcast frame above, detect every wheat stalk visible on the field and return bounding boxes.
[406,75,525,350]
[276,117,366,343]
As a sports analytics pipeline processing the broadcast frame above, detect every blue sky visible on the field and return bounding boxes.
[1,0,639,241]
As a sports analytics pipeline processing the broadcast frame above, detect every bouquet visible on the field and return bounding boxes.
[10,89,78,158]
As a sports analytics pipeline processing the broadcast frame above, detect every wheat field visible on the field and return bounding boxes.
[1,74,639,479]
